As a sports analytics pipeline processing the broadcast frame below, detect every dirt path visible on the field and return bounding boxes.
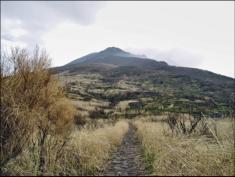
[102,122,148,176]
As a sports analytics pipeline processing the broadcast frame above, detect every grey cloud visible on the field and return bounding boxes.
[127,48,204,68]
[1,1,106,46]
[1,33,15,41]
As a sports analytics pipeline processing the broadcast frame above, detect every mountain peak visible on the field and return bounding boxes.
[65,47,167,67]
[101,47,127,54]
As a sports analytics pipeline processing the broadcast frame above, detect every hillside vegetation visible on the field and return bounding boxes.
[1,46,234,176]
[54,47,235,118]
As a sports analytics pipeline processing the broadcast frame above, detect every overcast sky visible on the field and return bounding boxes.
[1,1,234,78]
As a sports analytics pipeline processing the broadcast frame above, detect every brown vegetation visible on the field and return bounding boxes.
[1,46,234,176]
[134,117,234,176]
[3,120,129,176]
[0,46,76,175]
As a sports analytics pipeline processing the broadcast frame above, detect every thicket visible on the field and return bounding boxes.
[0,46,76,175]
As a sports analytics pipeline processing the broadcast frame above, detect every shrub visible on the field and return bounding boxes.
[165,113,204,135]
[89,108,107,119]
[74,112,87,127]
[0,46,76,175]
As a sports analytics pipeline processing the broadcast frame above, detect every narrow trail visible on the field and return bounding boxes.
[102,122,148,176]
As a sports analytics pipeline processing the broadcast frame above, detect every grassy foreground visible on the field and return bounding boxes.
[3,120,129,176]
[134,117,234,176]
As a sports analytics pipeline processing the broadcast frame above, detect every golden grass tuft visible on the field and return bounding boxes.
[61,120,129,175]
[4,120,129,176]
[134,118,234,176]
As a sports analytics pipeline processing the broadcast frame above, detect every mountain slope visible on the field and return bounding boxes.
[53,47,234,117]
[64,47,167,69]
[66,47,149,66]
[54,47,233,84]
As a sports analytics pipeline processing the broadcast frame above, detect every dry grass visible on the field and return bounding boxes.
[134,118,234,176]
[4,120,129,176]
[116,100,138,111]
[72,99,110,112]
[61,120,129,175]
